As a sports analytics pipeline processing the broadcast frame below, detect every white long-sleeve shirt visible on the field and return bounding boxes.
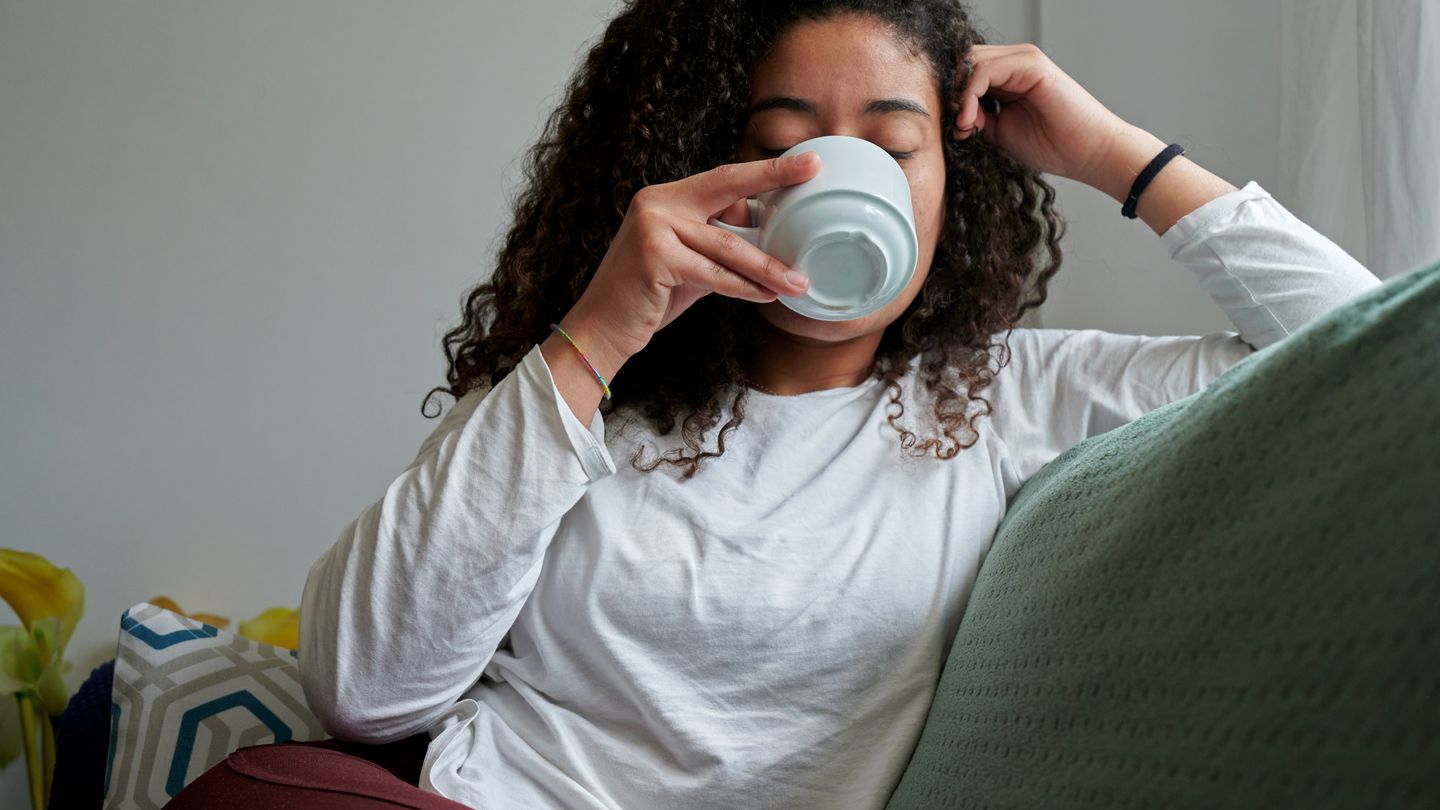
[298,181,1381,809]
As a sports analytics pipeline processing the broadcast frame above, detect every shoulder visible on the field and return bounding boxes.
[410,380,496,465]
[984,326,1162,428]
[989,326,1136,380]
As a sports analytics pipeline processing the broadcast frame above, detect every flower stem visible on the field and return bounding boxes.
[41,710,56,808]
[17,694,43,810]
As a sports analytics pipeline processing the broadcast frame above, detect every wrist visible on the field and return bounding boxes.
[551,304,635,384]
[1081,125,1170,204]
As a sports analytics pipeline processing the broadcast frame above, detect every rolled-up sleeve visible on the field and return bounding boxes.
[990,181,1382,495]
[1159,181,1381,351]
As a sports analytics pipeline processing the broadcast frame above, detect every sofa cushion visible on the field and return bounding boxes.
[886,260,1440,808]
[104,601,326,810]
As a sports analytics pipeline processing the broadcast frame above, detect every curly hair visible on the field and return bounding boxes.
[421,0,1066,479]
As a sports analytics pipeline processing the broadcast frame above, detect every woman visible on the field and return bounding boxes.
[172,0,1379,807]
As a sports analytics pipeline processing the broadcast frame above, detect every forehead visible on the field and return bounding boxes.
[749,13,941,113]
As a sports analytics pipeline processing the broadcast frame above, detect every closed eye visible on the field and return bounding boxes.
[758,146,915,161]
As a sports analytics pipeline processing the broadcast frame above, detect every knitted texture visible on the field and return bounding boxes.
[49,659,116,809]
[886,259,1440,809]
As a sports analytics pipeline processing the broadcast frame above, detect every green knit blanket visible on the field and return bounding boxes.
[886,259,1440,809]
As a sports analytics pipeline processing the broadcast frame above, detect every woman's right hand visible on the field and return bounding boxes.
[569,152,821,361]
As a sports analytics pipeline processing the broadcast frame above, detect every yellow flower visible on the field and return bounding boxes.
[0,549,83,653]
[238,607,299,651]
[147,596,230,630]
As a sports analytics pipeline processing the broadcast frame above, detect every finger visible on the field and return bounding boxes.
[675,244,781,304]
[680,152,822,217]
[960,43,1049,75]
[954,105,987,141]
[956,52,1042,136]
[967,51,1047,103]
[672,217,809,297]
[716,197,752,227]
[955,69,992,137]
[967,43,1041,58]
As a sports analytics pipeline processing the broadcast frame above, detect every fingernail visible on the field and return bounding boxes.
[793,152,818,166]
[785,270,808,288]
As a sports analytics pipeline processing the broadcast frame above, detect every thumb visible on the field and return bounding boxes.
[715,197,754,227]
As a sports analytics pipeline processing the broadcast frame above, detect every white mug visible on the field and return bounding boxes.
[708,135,919,321]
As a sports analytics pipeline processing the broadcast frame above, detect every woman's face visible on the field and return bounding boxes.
[736,13,947,344]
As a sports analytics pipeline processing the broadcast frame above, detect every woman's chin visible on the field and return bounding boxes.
[752,298,888,344]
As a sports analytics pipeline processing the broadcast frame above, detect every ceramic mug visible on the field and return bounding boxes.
[708,135,919,321]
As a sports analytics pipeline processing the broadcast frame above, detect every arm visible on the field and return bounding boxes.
[953,43,1238,237]
[1078,124,1237,237]
[298,149,831,743]
[298,341,617,744]
[954,44,1381,338]
[958,44,1382,491]
[1054,119,1379,350]
[989,181,1382,494]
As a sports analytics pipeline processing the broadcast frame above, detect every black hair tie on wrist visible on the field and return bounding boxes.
[1122,142,1185,219]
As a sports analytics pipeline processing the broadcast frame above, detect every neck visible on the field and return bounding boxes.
[744,318,882,395]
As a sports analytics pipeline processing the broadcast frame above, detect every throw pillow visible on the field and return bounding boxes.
[103,601,326,810]
[886,259,1440,808]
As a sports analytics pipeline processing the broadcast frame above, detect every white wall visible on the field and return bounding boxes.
[0,1,618,803]
[969,0,1034,46]
[0,0,1288,803]
[1033,0,1284,335]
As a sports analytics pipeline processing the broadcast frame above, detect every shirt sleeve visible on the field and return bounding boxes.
[989,181,1382,498]
[298,341,616,744]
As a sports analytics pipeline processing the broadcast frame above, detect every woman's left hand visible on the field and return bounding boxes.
[953,44,1135,187]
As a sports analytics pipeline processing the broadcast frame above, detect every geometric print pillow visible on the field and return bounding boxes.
[103,601,327,809]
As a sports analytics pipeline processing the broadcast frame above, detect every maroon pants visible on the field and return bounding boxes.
[166,734,472,809]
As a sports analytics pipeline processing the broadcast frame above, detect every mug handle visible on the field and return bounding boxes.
[705,198,763,246]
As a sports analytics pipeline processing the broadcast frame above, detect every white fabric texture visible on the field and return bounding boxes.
[298,180,1380,809]
[1279,0,1440,279]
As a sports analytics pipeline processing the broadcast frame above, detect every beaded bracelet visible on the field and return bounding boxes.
[549,323,612,400]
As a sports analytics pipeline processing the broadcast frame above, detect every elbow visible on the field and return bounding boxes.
[297,574,452,744]
[297,635,446,745]
[296,507,493,746]
[305,699,435,746]
[295,560,404,743]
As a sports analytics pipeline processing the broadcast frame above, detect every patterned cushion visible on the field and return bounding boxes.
[885,260,1440,808]
[104,601,326,810]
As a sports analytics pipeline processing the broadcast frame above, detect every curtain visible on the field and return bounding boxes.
[1279,0,1440,279]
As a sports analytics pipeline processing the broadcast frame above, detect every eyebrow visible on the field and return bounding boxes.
[748,96,931,119]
